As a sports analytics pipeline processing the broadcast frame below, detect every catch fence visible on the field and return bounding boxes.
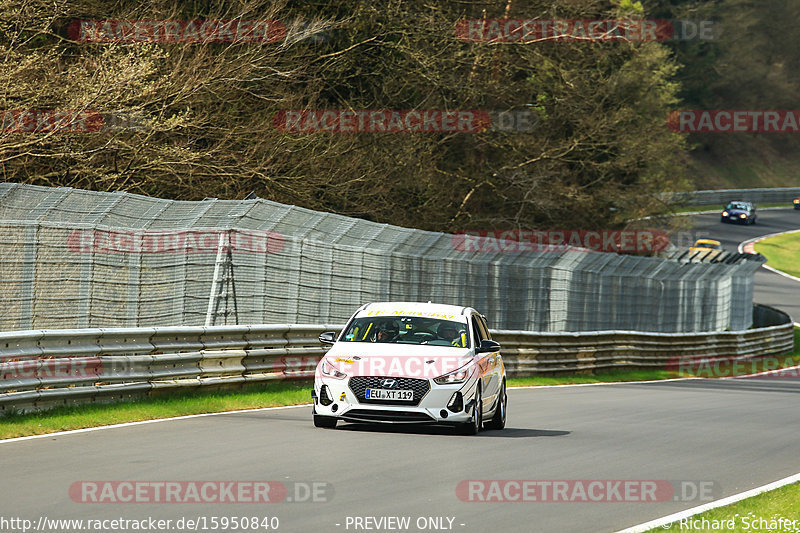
[0,183,765,333]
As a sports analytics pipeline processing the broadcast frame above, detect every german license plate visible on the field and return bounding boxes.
[365,388,413,400]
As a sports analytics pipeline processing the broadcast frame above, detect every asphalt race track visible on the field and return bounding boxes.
[690,207,800,324]
[1,208,798,533]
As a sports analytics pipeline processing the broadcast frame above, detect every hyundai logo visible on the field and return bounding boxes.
[381,379,397,389]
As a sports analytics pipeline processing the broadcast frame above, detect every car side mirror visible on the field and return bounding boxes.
[318,331,337,345]
[476,339,501,353]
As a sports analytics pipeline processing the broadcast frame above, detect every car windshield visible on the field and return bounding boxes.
[696,241,721,249]
[342,316,470,347]
[726,202,749,210]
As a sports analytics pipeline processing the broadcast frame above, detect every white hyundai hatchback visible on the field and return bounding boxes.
[312,302,506,434]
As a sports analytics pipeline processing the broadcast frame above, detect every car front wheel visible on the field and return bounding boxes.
[458,386,482,435]
[312,406,338,428]
[484,381,507,430]
[313,415,337,428]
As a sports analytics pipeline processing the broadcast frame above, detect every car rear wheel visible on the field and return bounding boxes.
[458,386,482,435]
[484,381,507,430]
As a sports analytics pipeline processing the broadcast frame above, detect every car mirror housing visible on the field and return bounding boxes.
[318,331,337,345]
[476,339,501,353]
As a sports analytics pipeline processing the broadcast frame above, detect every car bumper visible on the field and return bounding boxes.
[313,376,478,424]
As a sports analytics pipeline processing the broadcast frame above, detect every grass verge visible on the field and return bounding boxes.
[0,380,313,440]
[649,482,800,532]
[754,231,800,279]
[508,369,675,387]
[1,328,797,440]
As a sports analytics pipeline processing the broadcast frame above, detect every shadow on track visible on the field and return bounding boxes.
[334,423,569,438]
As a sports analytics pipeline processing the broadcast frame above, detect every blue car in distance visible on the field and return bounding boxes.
[721,201,757,225]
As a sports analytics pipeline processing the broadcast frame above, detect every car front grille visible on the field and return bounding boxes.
[348,376,430,406]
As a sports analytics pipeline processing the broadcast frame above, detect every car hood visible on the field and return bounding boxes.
[322,342,474,379]
[724,209,748,215]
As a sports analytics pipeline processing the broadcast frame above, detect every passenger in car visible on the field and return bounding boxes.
[438,324,466,347]
[375,321,399,342]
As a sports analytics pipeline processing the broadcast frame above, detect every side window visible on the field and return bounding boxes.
[471,315,486,348]
[478,315,492,340]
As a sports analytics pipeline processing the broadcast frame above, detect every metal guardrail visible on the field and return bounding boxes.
[0,324,339,413]
[495,304,794,375]
[669,188,800,207]
[0,305,793,413]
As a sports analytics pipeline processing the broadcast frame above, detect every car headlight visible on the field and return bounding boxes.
[722,211,729,216]
[434,364,474,385]
[740,214,746,218]
[320,359,347,379]
[794,199,799,204]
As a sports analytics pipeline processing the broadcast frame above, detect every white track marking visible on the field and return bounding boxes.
[616,471,800,533]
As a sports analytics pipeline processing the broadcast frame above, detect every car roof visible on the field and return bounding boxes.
[694,239,721,245]
[355,301,473,321]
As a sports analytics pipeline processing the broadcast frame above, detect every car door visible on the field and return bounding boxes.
[477,314,500,407]
[480,314,502,397]
[471,314,496,413]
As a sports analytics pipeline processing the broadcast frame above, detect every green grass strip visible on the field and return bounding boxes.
[754,231,800,279]
[650,482,800,532]
[0,380,313,440]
